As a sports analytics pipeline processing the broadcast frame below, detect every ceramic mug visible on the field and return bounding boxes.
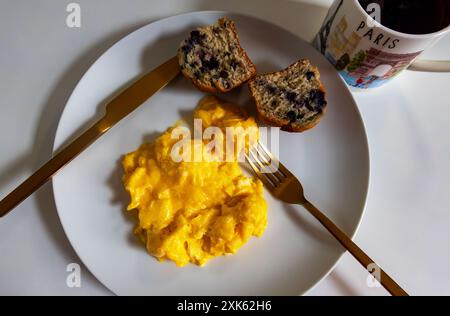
[313,0,450,89]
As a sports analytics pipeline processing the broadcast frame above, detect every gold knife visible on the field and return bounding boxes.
[0,56,180,217]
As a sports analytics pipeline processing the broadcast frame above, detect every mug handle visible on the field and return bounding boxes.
[408,60,450,72]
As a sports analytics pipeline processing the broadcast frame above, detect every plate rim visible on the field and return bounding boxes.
[52,10,370,296]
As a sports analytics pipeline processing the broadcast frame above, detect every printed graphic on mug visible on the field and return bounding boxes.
[323,15,422,88]
[314,0,450,89]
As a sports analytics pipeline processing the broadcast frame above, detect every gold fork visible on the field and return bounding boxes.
[245,141,408,296]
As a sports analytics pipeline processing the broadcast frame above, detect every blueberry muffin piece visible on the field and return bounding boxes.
[248,59,327,132]
[178,18,256,93]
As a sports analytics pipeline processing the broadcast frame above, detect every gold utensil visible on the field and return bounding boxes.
[0,56,180,218]
[245,141,408,296]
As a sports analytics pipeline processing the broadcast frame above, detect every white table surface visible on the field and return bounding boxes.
[1,0,449,296]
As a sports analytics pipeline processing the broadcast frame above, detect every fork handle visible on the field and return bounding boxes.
[302,200,409,296]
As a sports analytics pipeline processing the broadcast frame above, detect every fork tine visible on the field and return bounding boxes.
[245,154,276,189]
[248,148,280,185]
[257,141,294,178]
[253,143,285,183]
[252,145,274,170]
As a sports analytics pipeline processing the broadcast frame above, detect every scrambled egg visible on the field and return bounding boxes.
[122,96,267,267]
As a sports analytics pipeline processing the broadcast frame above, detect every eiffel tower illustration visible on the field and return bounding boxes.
[318,0,344,54]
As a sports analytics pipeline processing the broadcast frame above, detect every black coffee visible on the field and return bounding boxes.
[358,0,450,35]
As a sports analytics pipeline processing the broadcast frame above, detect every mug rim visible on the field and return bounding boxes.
[352,0,450,39]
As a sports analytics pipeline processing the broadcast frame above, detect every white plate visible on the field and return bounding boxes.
[53,11,369,295]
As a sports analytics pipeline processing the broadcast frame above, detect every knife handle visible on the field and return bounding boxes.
[0,56,180,218]
[0,120,108,217]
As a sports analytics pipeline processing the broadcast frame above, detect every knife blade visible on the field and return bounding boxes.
[0,56,180,217]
